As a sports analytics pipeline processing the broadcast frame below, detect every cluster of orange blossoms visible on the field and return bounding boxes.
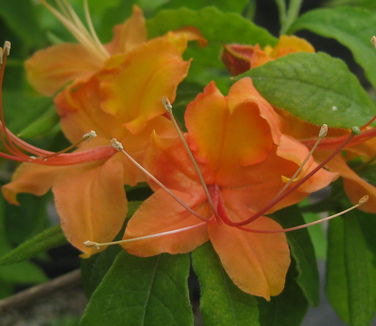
[0,3,375,300]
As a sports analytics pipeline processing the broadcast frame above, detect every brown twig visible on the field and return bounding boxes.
[0,269,81,312]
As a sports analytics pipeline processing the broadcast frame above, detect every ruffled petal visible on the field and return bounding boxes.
[2,163,67,205]
[123,189,209,257]
[277,135,337,194]
[269,35,315,58]
[106,6,146,55]
[25,43,101,96]
[53,156,127,257]
[324,154,376,213]
[208,216,290,300]
[185,79,280,185]
[99,32,191,134]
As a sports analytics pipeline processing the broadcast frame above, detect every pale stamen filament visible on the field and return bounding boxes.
[40,0,108,61]
[111,138,209,222]
[240,195,368,233]
[162,96,219,217]
[83,0,108,58]
[84,222,206,249]
[275,123,328,199]
[83,195,368,249]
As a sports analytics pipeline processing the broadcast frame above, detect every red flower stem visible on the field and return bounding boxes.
[221,132,355,227]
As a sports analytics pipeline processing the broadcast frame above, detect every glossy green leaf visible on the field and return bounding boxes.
[0,225,66,266]
[80,252,193,326]
[192,243,260,326]
[245,52,376,128]
[258,263,308,326]
[147,7,276,88]
[326,213,376,326]
[273,206,319,306]
[290,7,376,88]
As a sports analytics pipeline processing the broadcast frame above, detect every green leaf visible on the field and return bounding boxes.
[81,245,120,297]
[161,0,249,12]
[273,206,319,306]
[0,225,66,266]
[289,7,376,89]
[147,7,277,89]
[0,261,47,284]
[326,213,376,326]
[17,106,59,139]
[3,91,54,134]
[0,0,46,48]
[245,52,376,128]
[192,243,260,326]
[80,252,193,326]
[326,0,376,10]
[258,263,308,326]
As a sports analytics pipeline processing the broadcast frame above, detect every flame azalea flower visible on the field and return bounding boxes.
[279,110,376,213]
[119,78,336,299]
[1,2,204,257]
[222,35,314,76]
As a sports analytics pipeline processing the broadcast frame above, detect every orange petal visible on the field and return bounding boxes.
[53,156,127,257]
[25,43,102,96]
[143,134,202,193]
[99,33,191,134]
[323,154,376,213]
[55,76,126,143]
[208,216,290,300]
[277,135,337,194]
[185,79,278,185]
[270,35,315,59]
[2,163,67,205]
[106,6,146,55]
[123,189,209,257]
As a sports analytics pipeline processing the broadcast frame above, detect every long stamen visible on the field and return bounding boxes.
[276,124,328,199]
[42,130,97,159]
[40,0,107,61]
[239,195,368,233]
[221,130,357,227]
[83,222,206,249]
[304,115,376,150]
[83,0,109,58]
[162,97,219,217]
[111,138,209,222]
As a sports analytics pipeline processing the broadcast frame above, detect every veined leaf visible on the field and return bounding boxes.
[245,52,376,128]
[147,7,276,89]
[290,7,376,89]
[80,252,193,326]
[0,225,66,266]
[326,213,376,326]
[273,206,319,306]
[192,243,260,326]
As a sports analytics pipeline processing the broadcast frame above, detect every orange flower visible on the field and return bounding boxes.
[222,35,314,76]
[222,31,376,213]
[120,78,336,299]
[279,110,376,213]
[1,2,203,256]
